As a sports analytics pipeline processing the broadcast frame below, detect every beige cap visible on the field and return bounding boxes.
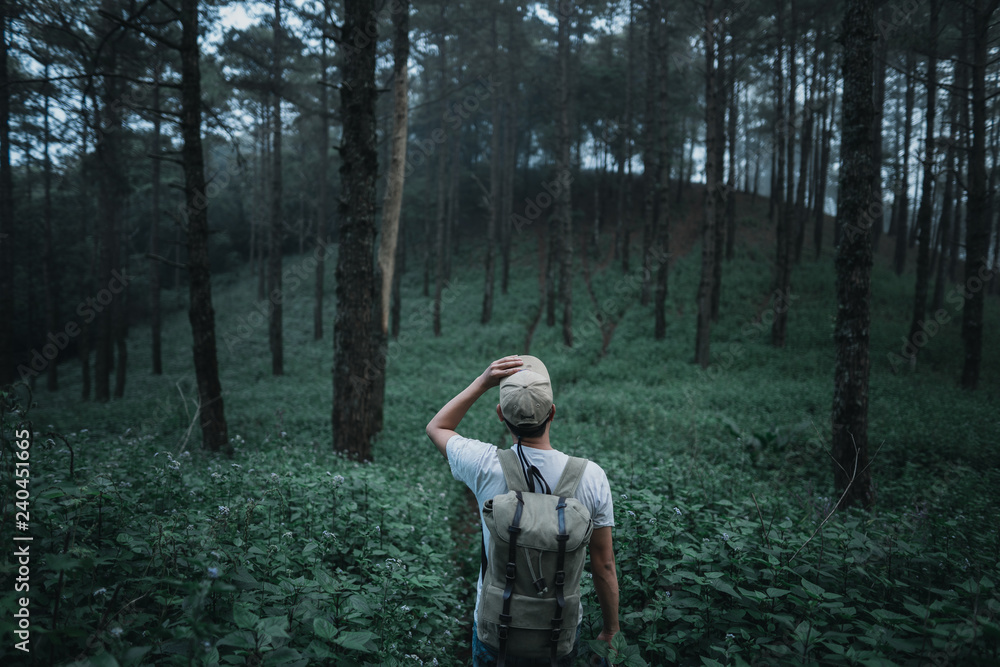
[498,355,553,428]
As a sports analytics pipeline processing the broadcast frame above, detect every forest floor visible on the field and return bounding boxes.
[10,184,1000,666]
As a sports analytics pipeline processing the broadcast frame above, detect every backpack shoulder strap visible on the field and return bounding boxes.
[553,456,588,498]
[497,448,529,492]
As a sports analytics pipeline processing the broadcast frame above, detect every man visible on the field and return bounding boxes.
[426,355,619,665]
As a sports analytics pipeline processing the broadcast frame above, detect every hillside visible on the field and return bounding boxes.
[6,190,1000,666]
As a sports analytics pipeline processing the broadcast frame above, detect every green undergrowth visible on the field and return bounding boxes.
[2,220,999,666]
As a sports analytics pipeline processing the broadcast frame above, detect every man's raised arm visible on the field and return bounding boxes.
[426,355,523,456]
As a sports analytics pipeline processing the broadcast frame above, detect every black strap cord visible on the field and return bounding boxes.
[515,435,551,494]
[497,490,524,667]
[550,496,569,665]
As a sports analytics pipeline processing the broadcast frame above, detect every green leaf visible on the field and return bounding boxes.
[801,577,825,597]
[767,587,791,598]
[313,617,337,641]
[233,604,260,630]
[333,631,377,653]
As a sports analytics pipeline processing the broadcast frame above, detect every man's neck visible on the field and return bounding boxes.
[512,436,552,450]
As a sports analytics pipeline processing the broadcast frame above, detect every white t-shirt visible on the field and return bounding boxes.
[446,434,615,624]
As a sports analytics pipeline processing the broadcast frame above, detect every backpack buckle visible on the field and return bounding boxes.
[550,627,561,643]
[498,625,509,640]
[505,563,516,580]
[554,571,566,586]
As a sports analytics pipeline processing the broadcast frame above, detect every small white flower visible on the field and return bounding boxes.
[726,633,736,641]
[218,506,230,516]
[722,533,730,541]
[93,588,108,597]
[627,510,636,518]
[282,531,293,538]
[109,626,123,638]
[207,567,219,579]
[674,507,682,515]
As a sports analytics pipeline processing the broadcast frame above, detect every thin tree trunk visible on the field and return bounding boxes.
[269,0,284,376]
[931,99,958,313]
[640,0,660,306]
[710,31,726,322]
[42,62,58,391]
[379,0,408,336]
[95,7,122,402]
[960,0,998,389]
[653,1,670,338]
[793,45,815,264]
[771,0,791,347]
[180,0,229,453]
[893,52,915,275]
[616,0,634,270]
[0,5,12,387]
[871,35,888,252]
[907,0,939,361]
[314,0,332,341]
[150,66,163,374]
[832,0,876,510]
[482,2,500,325]
[814,63,835,259]
[333,0,381,459]
[725,64,737,262]
[695,0,717,368]
[556,0,573,346]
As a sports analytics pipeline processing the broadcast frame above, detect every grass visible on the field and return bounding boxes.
[2,193,999,666]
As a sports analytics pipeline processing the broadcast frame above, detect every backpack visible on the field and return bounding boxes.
[476,448,594,665]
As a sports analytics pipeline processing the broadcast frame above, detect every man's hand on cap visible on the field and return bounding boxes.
[478,355,523,390]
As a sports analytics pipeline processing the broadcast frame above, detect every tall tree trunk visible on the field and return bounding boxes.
[793,47,815,264]
[709,31,726,322]
[695,0,717,368]
[333,0,381,459]
[893,52,915,275]
[907,0,939,361]
[556,0,573,347]
[0,4,12,387]
[725,64,737,262]
[482,2,500,325]
[771,0,791,347]
[814,62,835,259]
[653,4,670,339]
[379,0,408,335]
[832,0,875,510]
[314,0,332,341]
[871,32,888,252]
[269,0,284,376]
[78,92,92,400]
[640,0,660,306]
[960,0,998,389]
[931,98,958,313]
[42,63,58,391]
[433,28,448,338]
[150,66,163,374]
[180,0,229,454]
[616,0,634,271]
[95,6,122,402]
